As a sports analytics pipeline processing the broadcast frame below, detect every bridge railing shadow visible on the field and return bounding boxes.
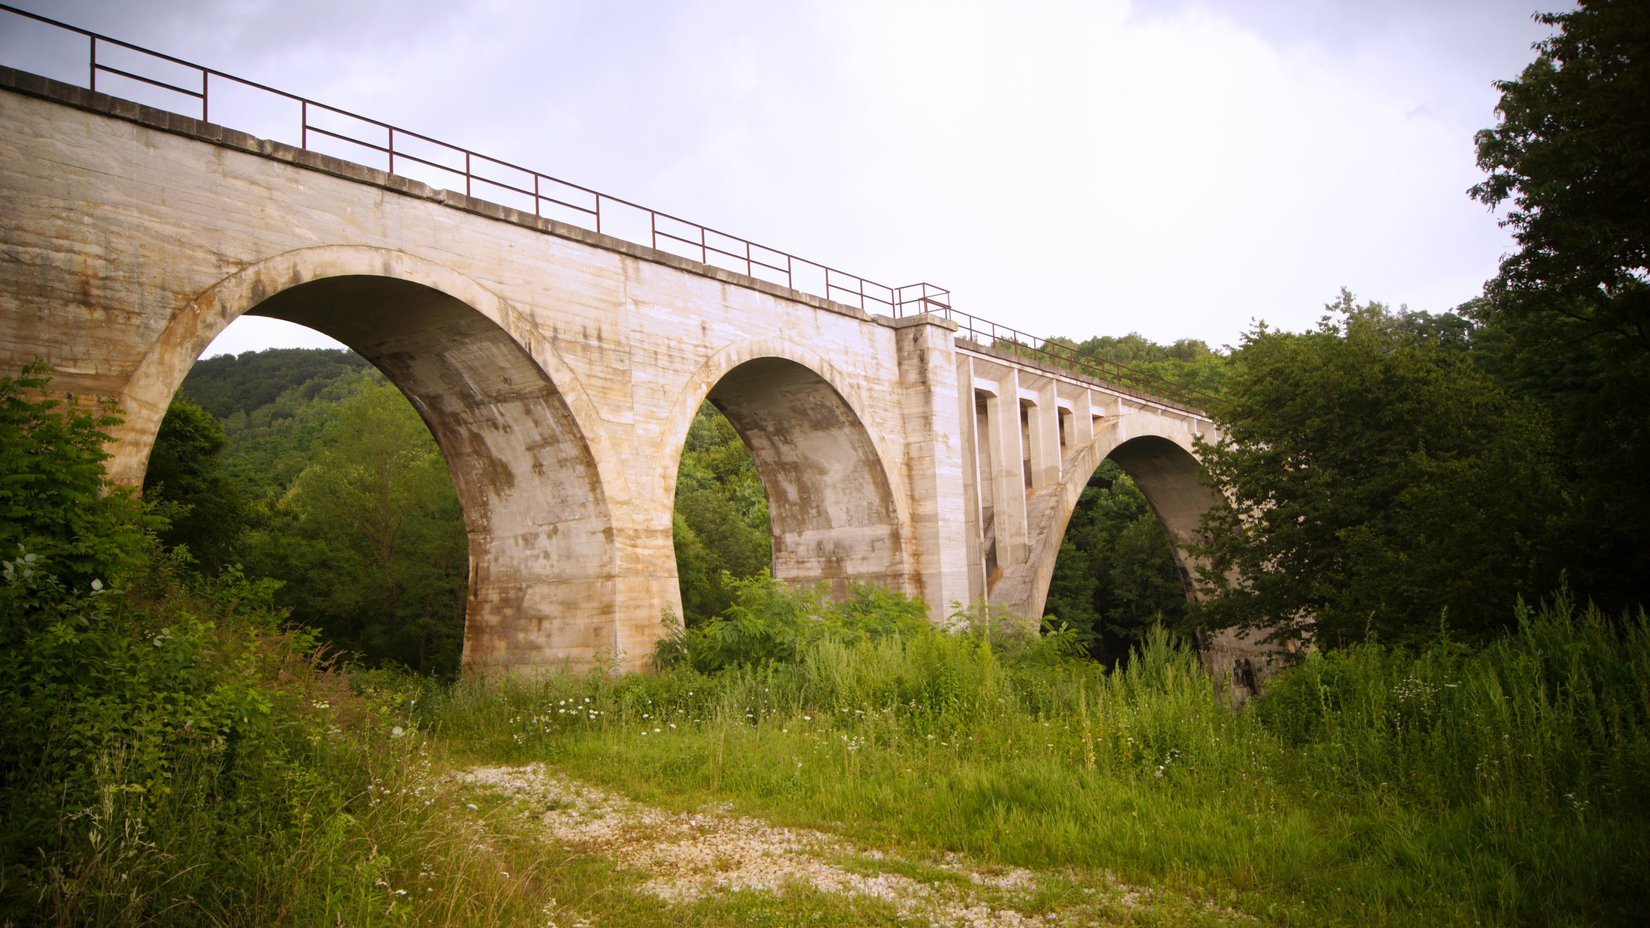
[0,3,1210,413]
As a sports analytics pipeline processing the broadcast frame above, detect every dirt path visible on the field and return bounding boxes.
[454,764,1246,927]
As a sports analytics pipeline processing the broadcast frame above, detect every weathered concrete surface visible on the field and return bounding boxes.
[0,68,1221,675]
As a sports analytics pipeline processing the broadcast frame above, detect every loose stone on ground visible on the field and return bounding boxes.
[456,763,1169,927]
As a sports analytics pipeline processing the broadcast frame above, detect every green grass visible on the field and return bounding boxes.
[9,545,1643,926]
[426,594,1650,927]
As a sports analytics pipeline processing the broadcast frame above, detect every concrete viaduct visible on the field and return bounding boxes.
[0,50,1233,675]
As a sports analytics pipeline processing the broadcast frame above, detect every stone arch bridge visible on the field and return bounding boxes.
[0,57,1225,674]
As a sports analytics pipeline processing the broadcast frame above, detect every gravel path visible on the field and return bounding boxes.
[456,763,1124,927]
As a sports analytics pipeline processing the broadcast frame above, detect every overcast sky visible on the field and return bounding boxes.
[3,0,1564,357]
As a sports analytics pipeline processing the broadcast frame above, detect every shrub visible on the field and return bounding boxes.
[0,367,427,926]
[678,571,931,673]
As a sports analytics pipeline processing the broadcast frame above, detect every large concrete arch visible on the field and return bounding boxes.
[1002,413,1220,622]
[658,339,912,599]
[115,245,628,672]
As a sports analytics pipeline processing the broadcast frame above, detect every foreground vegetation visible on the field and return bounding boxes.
[423,581,1650,926]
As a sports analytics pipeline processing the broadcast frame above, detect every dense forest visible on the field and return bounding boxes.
[4,3,1647,923]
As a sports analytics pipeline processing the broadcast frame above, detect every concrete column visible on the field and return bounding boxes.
[959,359,989,604]
[608,515,683,667]
[893,315,972,622]
[984,371,1029,575]
[1063,385,1097,449]
[1022,379,1061,490]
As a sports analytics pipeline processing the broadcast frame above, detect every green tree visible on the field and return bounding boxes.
[1191,293,1561,649]
[672,402,772,625]
[252,381,467,674]
[184,347,371,422]
[1471,0,1650,333]
[0,364,452,925]
[1045,460,1189,665]
[1049,332,1231,396]
[209,364,384,500]
[0,364,153,599]
[1470,0,1650,609]
[143,394,248,573]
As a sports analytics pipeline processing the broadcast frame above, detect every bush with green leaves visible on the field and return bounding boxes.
[0,366,451,926]
[658,571,932,673]
[0,363,155,601]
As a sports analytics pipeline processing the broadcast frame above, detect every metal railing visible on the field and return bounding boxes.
[0,3,1210,411]
[898,291,1212,409]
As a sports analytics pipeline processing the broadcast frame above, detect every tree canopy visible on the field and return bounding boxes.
[672,402,774,626]
[1190,294,1562,649]
[1469,0,1650,611]
[1471,0,1650,325]
[143,393,248,574]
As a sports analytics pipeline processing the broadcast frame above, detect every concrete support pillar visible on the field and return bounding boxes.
[892,315,972,622]
[959,360,989,604]
[608,516,683,667]
[1022,380,1061,490]
[984,373,1029,574]
[1064,387,1097,449]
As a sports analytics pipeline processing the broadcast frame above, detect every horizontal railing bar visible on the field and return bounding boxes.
[92,63,203,100]
[304,123,389,156]
[472,174,538,200]
[388,149,466,180]
[537,195,599,219]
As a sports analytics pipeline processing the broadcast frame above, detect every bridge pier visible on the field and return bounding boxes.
[891,316,975,623]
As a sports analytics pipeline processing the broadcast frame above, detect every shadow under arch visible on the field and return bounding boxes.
[1013,424,1220,623]
[117,246,623,672]
[660,343,911,602]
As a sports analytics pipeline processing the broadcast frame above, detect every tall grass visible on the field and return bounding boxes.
[430,587,1650,927]
[0,564,552,927]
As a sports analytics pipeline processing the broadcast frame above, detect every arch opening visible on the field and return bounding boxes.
[1039,434,1217,665]
[671,356,906,619]
[152,338,469,673]
[139,272,616,674]
[671,400,773,626]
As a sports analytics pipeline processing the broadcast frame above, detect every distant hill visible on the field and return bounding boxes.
[185,348,372,422]
[181,348,382,498]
